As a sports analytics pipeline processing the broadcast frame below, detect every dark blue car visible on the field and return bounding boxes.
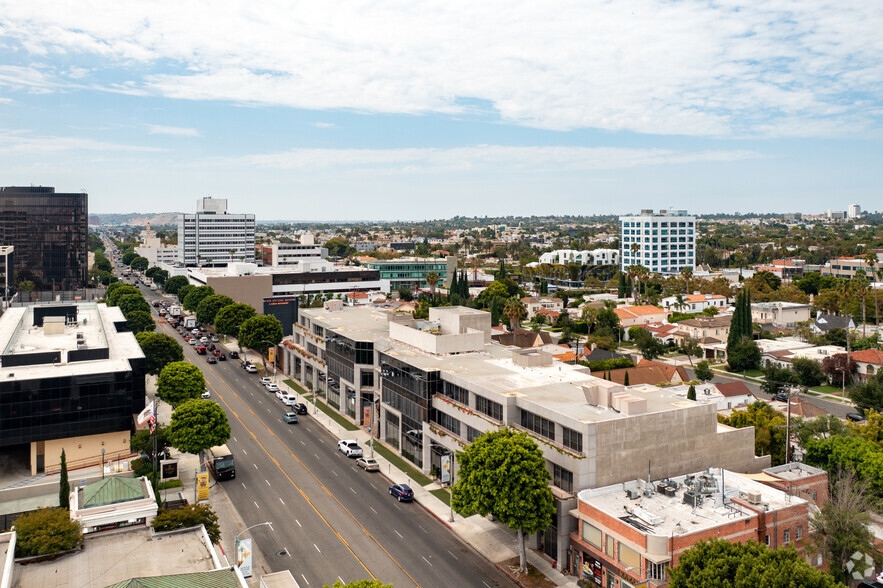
[389,484,414,502]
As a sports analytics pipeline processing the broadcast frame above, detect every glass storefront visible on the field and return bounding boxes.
[380,352,439,467]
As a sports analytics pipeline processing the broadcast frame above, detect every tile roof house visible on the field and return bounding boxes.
[675,316,731,345]
[581,348,630,364]
[660,292,729,312]
[604,359,690,386]
[849,348,883,381]
[811,314,855,334]
[614,305,670,334]
[491,328,554,348]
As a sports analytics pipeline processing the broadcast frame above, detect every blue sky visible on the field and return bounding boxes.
[0,1,882,220]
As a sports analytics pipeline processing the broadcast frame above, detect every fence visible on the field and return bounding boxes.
[44,449,134,475]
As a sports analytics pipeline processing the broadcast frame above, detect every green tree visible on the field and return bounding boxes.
[451,429,554,573]
[324,582,393,588]
[726,286,753,359]
[156,361,206,407]
[719,401,787,465]
[59,449,70,509]
[122,251,137,265]
[131,425,170,465]
[760,362,795,396]
[107,284,139,306]
[794,415,849,447]
[397,287,414,302]
[679,336,702,367]
[425,270,440,294]
[810,470,879,585]
[792,357,826,387]
[14,508,83,556]
[177,284,195,305]
[118,293,150,317]
[164,275,189,295]
[167,399,231,456]
[125,310,155,334]
[152,503,222,544]
[804,435,883,497]
[617,272,628,298]
[238,314,284,355]
[668,538,837,588]
[182,285,215,312]
[503,296,526,331]
[727,336,761,373]
[694,360,714,382]
[214,303,257,338]
[130,256,149,272]
[324,237,355,258]
[632,328,665,360]
[196,294,234,326]
[136,332,184,375]
[687,384,696,401]
[850,372,883,413]
[477,280,509,302]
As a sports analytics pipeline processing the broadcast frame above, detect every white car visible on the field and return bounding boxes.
[267,384,280,393]
[275,389,285,399]
[338,440,363,458]
[245,365,258,373]
[259,377,273,387]
[281,394,297,406]
[201,389,211,399]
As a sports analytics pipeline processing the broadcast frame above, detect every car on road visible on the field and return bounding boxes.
[259,377,273,386]
[389,484,414,501]
[229,351,239,359]
[266,384,280,393]
[245,364,258,373]
[338,440,363,458]
[772,392,789,402]
[207,355,217,364]
[189,339,197,346]
[217,353,226,361]
[281,394,298,406]
[846,412,867,422]
[356,457,379,472]
[211,335,219,342]
[291,403,308,415]
[201,389,211,399]
[283,412,299,424]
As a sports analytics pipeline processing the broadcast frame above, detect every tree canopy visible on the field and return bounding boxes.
[718,401,787,465]
[668,538,837,588]
[125,310,155,334]
[214,303,257,337]
[152,503,222,544]
[164,275,189,295]
[168,399,231,455]
[13,507,83,556]
[156,361,206,407]
[694,360,714,382]
[136,332,184,375]
[107,284,140,306]
[182,285,215,312]
[324,582,393,588]
[196,294,234,325]
[238,314,283,355]
[118,293,151,317]
[451,428,554,572]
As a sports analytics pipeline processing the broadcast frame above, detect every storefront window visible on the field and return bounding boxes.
[582,522,602,549]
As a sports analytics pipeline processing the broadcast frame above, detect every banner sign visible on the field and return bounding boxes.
[237,538,253,577]
[441,454,452,484]
[197,471,210,501]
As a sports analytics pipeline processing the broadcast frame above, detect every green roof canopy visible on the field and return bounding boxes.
[82,476,145,508]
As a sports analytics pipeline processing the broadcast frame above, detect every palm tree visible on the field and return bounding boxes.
[865,252,879,328]
[634,265,650,305]
[503,297,527,332]
[425,270,440,294]
[836,280,854,392]
[680,266,693,296]
[854,270,870,338]
[674,294,686,313]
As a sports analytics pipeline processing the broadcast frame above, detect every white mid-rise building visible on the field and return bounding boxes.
[620,209,696,274]
[177,197,255,267]
[848,204,862,219]
[537,248,619,266]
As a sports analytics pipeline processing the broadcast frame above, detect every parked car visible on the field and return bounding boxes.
[275,389,285,399]
[846,412,866,422]
[211,335,219,342]
[201,389,211,399]
[240,360,251,369]
[338,440,363,458]
[266,384,280,393]
[291,403,308,415]
[388,484,414,502]
[217,353,226,361]
[229,351,239,359]
[356,457,379,472]
[207,355,217,364]
[259,377,273,386]
[283,412,299,424]
[245,364,258,373]
[281,394,297,406]
[772,392,789,402]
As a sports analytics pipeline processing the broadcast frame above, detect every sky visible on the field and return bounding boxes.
[0,1,882,221]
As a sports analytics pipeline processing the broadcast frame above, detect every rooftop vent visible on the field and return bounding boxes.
[746,491,762,505]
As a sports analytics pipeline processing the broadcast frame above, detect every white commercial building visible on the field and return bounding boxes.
[538,249,620,266]
[177,197,255,267]
[620,209,696,274]
[848,204,862,219]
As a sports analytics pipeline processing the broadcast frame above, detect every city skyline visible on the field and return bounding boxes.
[1,1,882,220]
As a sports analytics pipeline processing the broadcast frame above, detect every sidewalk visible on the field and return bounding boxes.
[277,378,579,588]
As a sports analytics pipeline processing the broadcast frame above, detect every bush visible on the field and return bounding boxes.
[152,504,221,544]
[585,357,635,371]
[14,508,83,556]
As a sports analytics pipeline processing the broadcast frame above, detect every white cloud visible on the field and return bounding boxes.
[147,124,200,137]
[0,1,881,137]
[310,122,338,129]
[203,144,762,174]
[0,130,164,154]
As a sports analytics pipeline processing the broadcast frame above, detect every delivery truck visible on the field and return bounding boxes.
[206,445,235,480]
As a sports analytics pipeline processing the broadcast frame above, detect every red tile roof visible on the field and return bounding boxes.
[850,349,883,365]
[715,381,755,398]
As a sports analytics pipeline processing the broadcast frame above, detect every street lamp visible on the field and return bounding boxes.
[232,521,273,568]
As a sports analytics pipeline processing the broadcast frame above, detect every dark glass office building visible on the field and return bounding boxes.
[0,186,88,291]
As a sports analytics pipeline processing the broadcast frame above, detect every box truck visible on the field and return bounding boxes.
[206,445,235,480]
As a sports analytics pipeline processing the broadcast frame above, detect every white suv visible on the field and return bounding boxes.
[337,440,363,458]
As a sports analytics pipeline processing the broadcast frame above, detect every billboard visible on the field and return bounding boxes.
[237,538,253,577]
[197,471,210,501]
[263,296,299,337]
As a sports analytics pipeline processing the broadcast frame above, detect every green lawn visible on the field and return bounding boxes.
[743,369,763,378]
[810,385,842,394]
[284,379,308,395]
[310,397,359,432]
[429,488,451,506]
[372,443,433,487]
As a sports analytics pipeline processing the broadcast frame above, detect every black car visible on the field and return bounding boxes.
[291,403,308,415]
[229,351,239,359]
[772,392,789,402]
[207,356,217,364]
[846,412,866,422]
[217,353,227,361]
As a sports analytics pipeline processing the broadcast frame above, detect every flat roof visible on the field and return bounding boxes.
[0,303,144,381]
[301,306,393,344]
[764,462,826,481]
[578,469,805,538]
[14,526,225,587]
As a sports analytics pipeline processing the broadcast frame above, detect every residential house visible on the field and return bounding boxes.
[674,316,731,350]
[713,381,757,410]
[751,302,812,329]
[492,328,554,348]
[642,322,680,344]
[605,359,689,386]
[521,296,564,319]
[849,349,883,381]
[660,292,728,313]
[810,314,855,335]
[614,305,670,336]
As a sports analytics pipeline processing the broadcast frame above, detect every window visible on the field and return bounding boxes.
[796,526,803,540]
[466,425,481,442]
[553,464,573,492]
[765,534,770,546]
[606,535,615,557]
[475,395,503,421]
[562,427,583,452]
[442,381,469,404]
[434,411,461,436]
[648,562,667,581]
[521,409,555,440]
[582,522,602,549]
[618,543,641,576]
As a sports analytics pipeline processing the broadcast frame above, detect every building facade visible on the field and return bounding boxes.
[258,240,327,267]
[364,256,457,292]
[0,246,13,306]
[0,186,88,291]
[620,210,696,274]
[538,249,620,266]
[0,302,146,474]
[177,197,255,267]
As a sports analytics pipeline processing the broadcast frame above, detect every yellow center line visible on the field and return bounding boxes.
[162,320,420,586]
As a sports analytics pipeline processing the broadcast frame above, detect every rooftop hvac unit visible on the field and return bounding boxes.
[747,491,762,505]
[684,490,702,508]
[626,489,640,500]
[665,486,677,498]
[656,482,668,494]
[633,506,664,526]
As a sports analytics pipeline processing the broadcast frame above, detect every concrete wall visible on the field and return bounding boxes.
[389,321,485,354]
[206,274,273,314]
[33,430,131,476]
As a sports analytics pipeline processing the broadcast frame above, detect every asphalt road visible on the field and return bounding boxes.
[137,282,516,588]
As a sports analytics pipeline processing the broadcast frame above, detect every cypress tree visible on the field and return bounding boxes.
[450,268,459,298]
[624,371,630,386]
[59,449,70,509]
[618,273,627,298]
[687,384,697,401]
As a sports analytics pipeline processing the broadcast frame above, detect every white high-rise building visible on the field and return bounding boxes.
[848,204,862,219]
[177,197,255,267]
[619,209,696,274]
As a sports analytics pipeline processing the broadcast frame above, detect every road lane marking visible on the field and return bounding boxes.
[332,470,338,477]
[253,463,258,469]
[418,524,427,534]
[370,506,377,514]
[314,544,321,553]
[205,368,417,586]
[300,440,306,446]
[350,487,357,495]
[242,449,247,455]
[241,482,247,489]
[302,575,309,585]
[338,577,344,585]
[296,519,302,527]
[315,453,320,460]
[447,550,459,560]
[265,479,271,486]
[254,501,260,509]
[279,498,285,505]
[394,530,403,539]
[422,556,433,567]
